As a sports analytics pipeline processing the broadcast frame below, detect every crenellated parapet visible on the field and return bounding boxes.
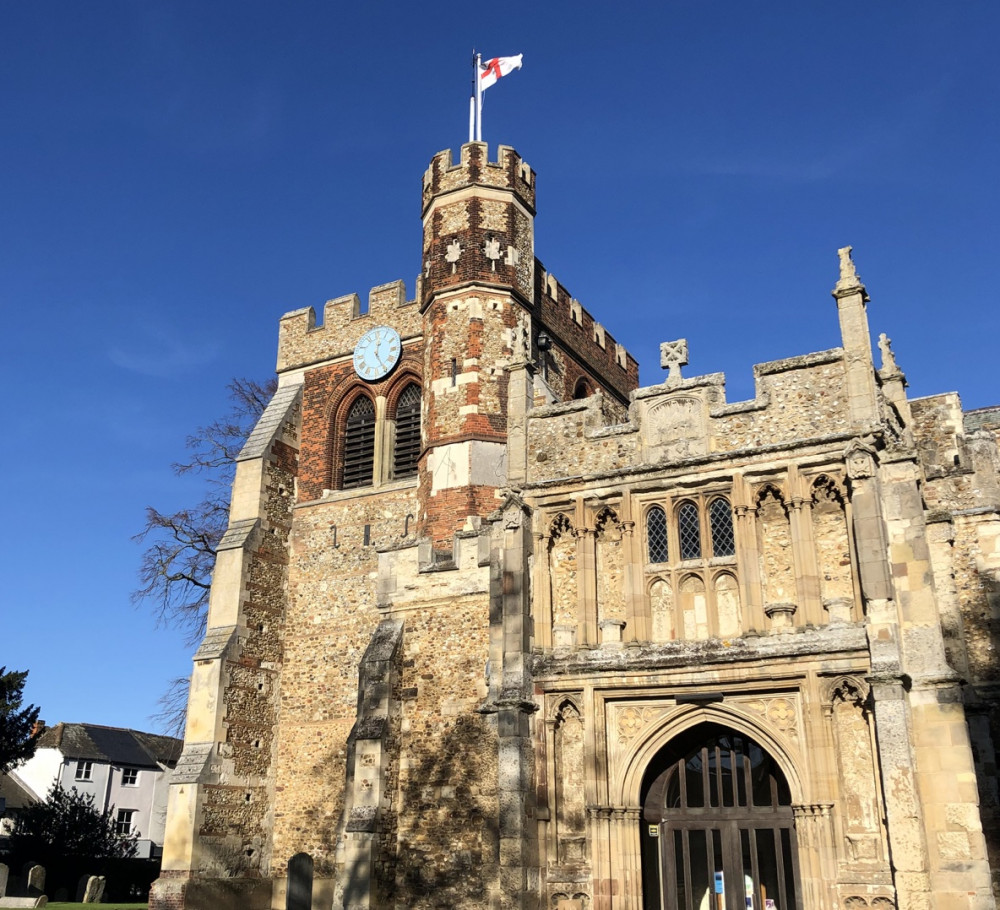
[276,279,422,373]
[524,345,864,486]
[421,142,535,216]
[534,264,639,403]
[421,143,535,307]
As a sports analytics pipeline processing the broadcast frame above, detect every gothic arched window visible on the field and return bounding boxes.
[709,497,735,557]
[393,383,421,479]
[647,506,668,564]
[342,395,376,489]
[677,501,701,560]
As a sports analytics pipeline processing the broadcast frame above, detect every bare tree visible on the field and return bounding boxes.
[134,377,277,734]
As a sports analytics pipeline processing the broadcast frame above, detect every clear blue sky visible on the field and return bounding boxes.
[2,2,997,734]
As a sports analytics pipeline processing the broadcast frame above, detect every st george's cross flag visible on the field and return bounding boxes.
[479,54,523,92]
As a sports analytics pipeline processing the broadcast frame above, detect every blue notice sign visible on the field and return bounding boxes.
[714,871,725,894]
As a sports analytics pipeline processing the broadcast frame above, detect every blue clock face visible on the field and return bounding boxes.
[353,325,401,381]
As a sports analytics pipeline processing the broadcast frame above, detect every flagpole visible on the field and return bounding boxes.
[474,52,483,142]
[469,51,476,143]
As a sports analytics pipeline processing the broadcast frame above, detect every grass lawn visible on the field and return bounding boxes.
[45,904,147,909]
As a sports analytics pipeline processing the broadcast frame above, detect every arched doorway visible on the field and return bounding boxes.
[640,723,802,910]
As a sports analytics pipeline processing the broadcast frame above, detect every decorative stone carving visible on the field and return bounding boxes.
[834,245,866,294]
[737,695,799,738]
[659,338,689,380]
[845,440,878,480]
[877,333,898,373]
[445,238,462,274]
[484,236,502,271]
[644,396,707,459]
[614,705,672,746]
[838,246,858,282]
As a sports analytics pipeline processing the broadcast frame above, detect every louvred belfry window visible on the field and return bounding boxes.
[342,395,376,489]
[393,383,421,479]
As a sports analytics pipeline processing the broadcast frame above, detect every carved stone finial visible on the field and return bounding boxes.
[659,338,688,381]
[878,332,898,373]
[838,245,856,280]
[834,245,866,295]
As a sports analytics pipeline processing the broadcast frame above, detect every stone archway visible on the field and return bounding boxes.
[638,722,802,910]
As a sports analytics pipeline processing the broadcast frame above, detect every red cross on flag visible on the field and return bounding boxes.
[479,54,523,91]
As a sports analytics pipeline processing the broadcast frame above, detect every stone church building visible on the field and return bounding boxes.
[151,143,1000,910]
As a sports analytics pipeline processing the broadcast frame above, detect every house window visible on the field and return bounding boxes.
[341,395,376,489]
[121,767,139,787]
[392,383,421,479]
[114,809,136,836]
[75,760,93,781]
[677,501,702,560]
[647,506,668,563]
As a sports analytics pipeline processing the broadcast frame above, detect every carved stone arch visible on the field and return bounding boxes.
[329,385,377,490]
[823,675,871,710]
[548,518,579,638]
[811,472,847,509]
[645,575,670,597]
[617,703,806,809]
[754,481,788,513]
[549,695,583,724]
[549,512,574,541]
[573,377,594,399]
[384,370,422,417]
[594,505,621,538]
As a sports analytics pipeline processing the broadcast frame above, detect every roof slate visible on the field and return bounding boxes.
[36,723,182,768]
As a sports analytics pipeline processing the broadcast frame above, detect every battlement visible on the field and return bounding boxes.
[535,264,640,402]
[422,142,535,216]
[276,278,423,373]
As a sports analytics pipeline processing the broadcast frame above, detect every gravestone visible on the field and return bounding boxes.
[0,863,8,897]
[75,876,89,902]
[26,866,44,897]
[82,876,105,903]
[286,852,313,910]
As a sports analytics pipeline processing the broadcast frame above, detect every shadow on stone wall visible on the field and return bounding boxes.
[364,713,500,909]
[968,571,1000,899]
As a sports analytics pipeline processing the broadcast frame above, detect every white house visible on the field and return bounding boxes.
[11,723,181,859]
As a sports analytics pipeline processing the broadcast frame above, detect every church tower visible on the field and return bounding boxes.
[417,142,537,543]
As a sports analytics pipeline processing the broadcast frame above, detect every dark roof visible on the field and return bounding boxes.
[0,772,38,809]
[965,404,1000,433]
[36,723,183,768]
